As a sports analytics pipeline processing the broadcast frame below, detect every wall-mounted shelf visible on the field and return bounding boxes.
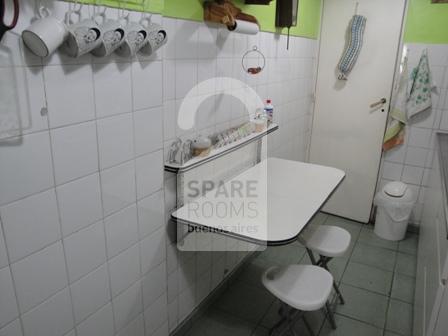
[164,123,278,174]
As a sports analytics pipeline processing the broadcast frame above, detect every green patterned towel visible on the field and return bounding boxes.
[407,50,432,119]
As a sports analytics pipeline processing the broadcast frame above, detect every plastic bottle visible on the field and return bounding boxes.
[264,99,274,123]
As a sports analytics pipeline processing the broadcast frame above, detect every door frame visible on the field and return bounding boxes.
[308,0,410,222]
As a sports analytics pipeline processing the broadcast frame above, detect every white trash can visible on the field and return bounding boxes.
[374,181,416,241]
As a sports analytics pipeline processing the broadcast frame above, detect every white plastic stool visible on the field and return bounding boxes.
[302,225,351,305]
[262,265,336,336]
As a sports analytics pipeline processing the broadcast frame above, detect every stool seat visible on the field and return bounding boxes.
[304,226,351,258]
[262,265,333,312]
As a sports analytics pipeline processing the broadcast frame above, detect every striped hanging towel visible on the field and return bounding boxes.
[337,15,367,80]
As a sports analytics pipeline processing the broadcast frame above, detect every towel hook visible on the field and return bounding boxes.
[354,2,359,15]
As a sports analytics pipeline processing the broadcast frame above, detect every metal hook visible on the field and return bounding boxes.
[72,0,82,12]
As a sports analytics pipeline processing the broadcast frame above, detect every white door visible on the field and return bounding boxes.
[309,0,407,223]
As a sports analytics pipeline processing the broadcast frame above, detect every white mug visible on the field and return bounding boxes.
[63,10,102,58]
[114,16,148,58]
[22,7,68,57]
[91,12,125,57]
[139,22,167,57]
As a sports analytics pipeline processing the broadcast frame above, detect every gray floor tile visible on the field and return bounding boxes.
[258,244,306,266]
[351,242,397,272]
[395,253,417,278]
[335,284,388,329]
[259,300,282,329]
[384,332,402,336]
[391,273,415,304]
[236,255,273,289]
[325,215,363,240]
[184,308,258,336]
[342,262,393,295]
[175,212,416,336]
[293,313,327,336]
[310,212,329,227]
[358,227,398,251]
[319,314,383,336]
[251,326,269,336]
[386,299,413,335]
[213,281,274,324]
[398,234,418,256]
[260,300,326,335]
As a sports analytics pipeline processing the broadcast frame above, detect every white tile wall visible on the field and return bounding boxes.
[57,173,103,236]
[0,318,22,336]
[70,264,110,324]
[0,132,54,205]
[100,161,136,216]
[108,244,141,298]
[64,221,106,283]
[0,1,318,335]
[93,63,133,118]
[51,121,99,185]
[112,280,143,331]
[21,289,74,336]
[0,227,9,269]
[137,190,165,238]
[104,205,139,259]
[1,189,61,263]
[144,294,168,335]
[132,61,163,111]
[116,314,145,336]
[44,65,95,128]
[97,113,134,170]
[142,262,167,309]
[135,150,164,200]
[76,303,114,336]
[133,107,164,156]
[379,43,448,225]
[0,267,19,328]
[12,242,68,313]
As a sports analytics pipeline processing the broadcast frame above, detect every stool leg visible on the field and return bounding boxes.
[306,248,318,265]
[320,258,345,305]
[289,324,299,336]
[269,303,289,336]
[287,312,300,336]
[302,315,316,336]
[325,302,337,330]
[269,316,287,335]
[331,281,345,305]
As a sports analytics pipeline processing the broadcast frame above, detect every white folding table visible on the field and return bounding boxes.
[172,158,345,246]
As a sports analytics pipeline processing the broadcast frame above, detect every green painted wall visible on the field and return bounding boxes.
[164,0,322,39]
[75,0,448,44]
[78,0,322,39]
[77,0,164,14]
[162,0,448,43]
[404,0,448,44]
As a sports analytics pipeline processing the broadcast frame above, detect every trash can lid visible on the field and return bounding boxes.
[383,181,408,198]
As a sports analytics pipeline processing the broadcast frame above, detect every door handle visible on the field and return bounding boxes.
[370,98,387,108]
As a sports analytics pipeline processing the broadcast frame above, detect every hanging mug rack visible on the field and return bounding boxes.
[21,0,167,59]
